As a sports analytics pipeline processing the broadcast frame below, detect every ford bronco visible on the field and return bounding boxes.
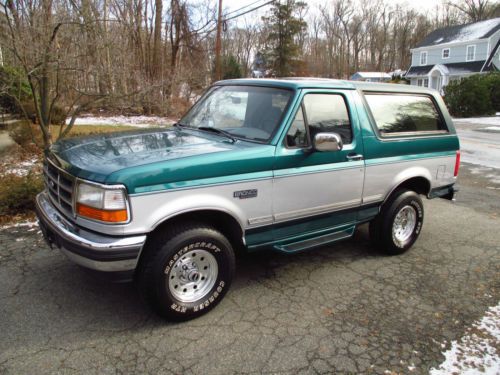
[36,78,460,320]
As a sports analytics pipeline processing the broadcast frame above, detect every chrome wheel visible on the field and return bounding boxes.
[392,205,417,243]
[167,249,218,303]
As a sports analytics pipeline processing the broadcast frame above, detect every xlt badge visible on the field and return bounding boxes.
[233,189,257,199]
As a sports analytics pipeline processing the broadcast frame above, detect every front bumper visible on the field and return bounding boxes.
[35,192,146,273]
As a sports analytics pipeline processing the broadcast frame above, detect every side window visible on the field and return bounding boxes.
[364,94,447,136]
[303,94,352,144]
[286,106,308,148]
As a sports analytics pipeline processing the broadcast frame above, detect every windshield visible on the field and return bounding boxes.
[180,85,293,142]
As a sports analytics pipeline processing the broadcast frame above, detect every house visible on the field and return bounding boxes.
[406,18,500,94]
[350,72,391,82]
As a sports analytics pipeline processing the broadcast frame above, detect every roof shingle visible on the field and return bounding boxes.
[416,18,500,48]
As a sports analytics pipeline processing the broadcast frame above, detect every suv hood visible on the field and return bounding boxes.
[50,128,275,193]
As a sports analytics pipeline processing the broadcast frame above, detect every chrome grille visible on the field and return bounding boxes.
[43,159,75,218]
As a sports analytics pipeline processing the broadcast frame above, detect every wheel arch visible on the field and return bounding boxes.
[383,175,432,205]
[146,208,245,251]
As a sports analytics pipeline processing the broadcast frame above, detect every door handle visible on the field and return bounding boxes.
[346,153,364,161]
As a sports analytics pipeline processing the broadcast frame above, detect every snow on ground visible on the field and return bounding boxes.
[66,115,176,127]
[453,116,500,126]
[0,156,40,177]
[483,127,500,132]
[454,116,500,169]
[0,220,38,230]
[430,302,500,375]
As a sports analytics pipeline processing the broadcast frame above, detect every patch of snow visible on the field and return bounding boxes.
[483,127,500,132]
[453,117,500,126]
[0,221,38,230]
[441,19,500,44]
[430,302,500,375]
[0,157,40,177]
[66,115,176,127]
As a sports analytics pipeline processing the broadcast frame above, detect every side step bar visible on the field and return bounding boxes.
[273,226,355,253]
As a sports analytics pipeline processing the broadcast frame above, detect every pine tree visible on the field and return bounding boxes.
[262,0,307,77]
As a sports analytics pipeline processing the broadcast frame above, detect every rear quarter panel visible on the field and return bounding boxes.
[352,87,460,204]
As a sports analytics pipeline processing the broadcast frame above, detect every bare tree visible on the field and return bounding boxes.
[449,0,500,22]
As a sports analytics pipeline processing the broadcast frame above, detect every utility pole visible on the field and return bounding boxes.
[214,0,223,81]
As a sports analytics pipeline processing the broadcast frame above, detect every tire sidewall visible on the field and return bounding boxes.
[153,229,234,319]
[383,191,424,254]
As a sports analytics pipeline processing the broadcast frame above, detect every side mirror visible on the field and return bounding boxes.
[313,132,343,152]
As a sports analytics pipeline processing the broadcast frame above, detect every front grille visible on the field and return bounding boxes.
[43,159,75,218]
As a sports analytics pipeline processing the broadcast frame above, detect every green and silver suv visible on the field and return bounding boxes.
[36,78,460,320]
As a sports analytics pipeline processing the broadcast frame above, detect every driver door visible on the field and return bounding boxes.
[272,90,365,242]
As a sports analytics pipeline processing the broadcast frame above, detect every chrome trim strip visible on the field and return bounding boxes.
[273,164,362,179]
[248,216,274,226]
[362,194,383,204]
[273,198,361,222]
[365,154,454,166]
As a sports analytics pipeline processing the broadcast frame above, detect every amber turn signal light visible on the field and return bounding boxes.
[76,203,128,223]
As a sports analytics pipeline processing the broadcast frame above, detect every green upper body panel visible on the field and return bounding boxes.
[48,78,459,194]
[50,127,275,194]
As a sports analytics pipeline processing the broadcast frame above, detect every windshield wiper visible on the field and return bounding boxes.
[173,122,190,128]
[197,126,236,143]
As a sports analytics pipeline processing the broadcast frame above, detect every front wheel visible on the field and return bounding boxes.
[369,190,424,255]
[138,223,235,321]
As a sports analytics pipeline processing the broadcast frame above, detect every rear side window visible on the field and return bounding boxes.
[364,94,447,136]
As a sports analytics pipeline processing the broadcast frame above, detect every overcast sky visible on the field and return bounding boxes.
[221,0,463,26]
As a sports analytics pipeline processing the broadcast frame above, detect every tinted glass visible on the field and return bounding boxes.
[303,94,352,144]
[365,94,446,135]
[286,106,308,147]
[181,85,293,142]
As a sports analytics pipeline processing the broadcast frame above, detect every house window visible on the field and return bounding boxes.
[417,79,423,86]
[466,45,475,61]
[442,48,450,59]
[420,51,427,65]
[423,78,429,87]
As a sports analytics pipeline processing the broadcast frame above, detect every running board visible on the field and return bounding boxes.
[273,226,355,253]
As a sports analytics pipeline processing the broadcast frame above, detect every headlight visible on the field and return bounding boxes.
[76,182,129,223]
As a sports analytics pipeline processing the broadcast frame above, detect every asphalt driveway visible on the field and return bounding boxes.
[1,161,499,374]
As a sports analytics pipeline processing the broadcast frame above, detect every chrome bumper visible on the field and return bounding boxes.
[35,192,146,273]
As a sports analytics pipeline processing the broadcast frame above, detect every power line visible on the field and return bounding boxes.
[225,0,269,16]
[223,0,275,22]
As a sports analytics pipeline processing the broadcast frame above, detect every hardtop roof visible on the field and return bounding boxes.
[217,78,437,94]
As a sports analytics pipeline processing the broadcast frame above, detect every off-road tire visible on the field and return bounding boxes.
[137,222,235,321]
[369,189,424,255]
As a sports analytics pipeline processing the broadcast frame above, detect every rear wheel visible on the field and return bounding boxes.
[370,189,424,255]
[138,223,235,321]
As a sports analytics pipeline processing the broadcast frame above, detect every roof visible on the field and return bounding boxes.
[406,61,496,77]
[217,78,435,94]
[416,18,500,48]
[351,72,392,79]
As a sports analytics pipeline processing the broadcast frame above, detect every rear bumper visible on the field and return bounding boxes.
[429,184,458,201]
[35,192,146,274]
